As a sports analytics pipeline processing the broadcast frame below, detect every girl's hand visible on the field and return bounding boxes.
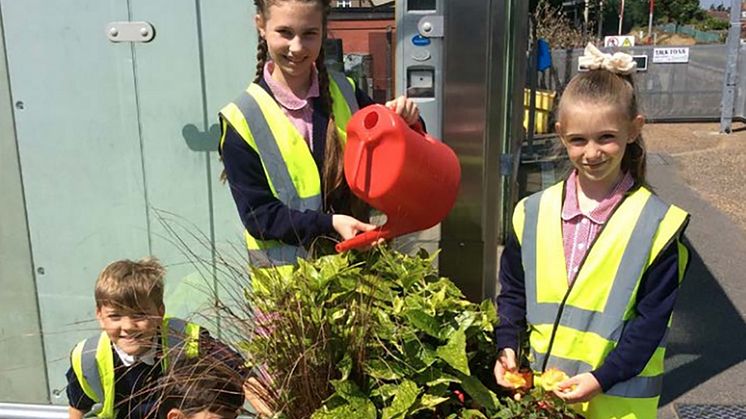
[553,372,602,403]
[493,348,518,388]
[385,95,420,126]
[332,214,377,241]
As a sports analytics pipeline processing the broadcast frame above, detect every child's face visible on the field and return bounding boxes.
[256,1,323,84]
[96,303,164,356]
[556,101,644,189]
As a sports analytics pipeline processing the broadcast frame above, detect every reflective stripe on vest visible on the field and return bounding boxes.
[231,89,318,267]
[329,71,359,115]
[530,349,664,398]
[70,331,115,418]
[515,181,688,413]
[71,318,200,418]
[220,72,358,269]
[80,337,104,402]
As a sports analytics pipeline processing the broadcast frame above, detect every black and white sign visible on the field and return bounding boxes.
[653,47,690,64]
[578,55,647,72]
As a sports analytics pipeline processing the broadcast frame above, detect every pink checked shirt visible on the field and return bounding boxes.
[561,170,635,285]
[263,61,320,151]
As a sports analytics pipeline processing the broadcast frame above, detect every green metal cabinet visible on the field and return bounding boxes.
[0,0,256,403]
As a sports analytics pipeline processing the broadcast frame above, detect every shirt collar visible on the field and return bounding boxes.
[113,339,158,367]
[263,61,319,111]
[561,170,634,224]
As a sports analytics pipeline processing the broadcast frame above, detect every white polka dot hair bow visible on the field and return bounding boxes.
[578,42,637,75]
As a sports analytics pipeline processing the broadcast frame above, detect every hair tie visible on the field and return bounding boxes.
[578,42,637,75]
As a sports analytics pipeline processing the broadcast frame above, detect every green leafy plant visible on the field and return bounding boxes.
[239,248,498,418]
[495,387,585,419]
[150,212,585,418]
[222,247,583,418]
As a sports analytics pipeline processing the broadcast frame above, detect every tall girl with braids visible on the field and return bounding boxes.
[219,0,420,272]
[493,44,690,418]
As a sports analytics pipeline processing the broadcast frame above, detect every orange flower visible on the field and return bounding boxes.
[538,368,569,391]
[504,370,529,389]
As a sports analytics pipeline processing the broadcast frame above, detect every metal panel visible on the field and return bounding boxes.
[198,0,259,337]
[439,0,489,302]
[0,6,47,403]
[198,0,257,252]
[738,49,746,121]
[549,45,746,122]
[129,0,222,320]
[439,0,528,302]
[2,0,149,400]
[0,403,67,419]
[392,0,444,257]
[1,0,259,402]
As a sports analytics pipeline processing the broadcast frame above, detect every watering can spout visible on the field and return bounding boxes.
[335,105,461,252]
[334,228,386,253]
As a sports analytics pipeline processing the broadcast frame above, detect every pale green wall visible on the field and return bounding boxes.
[0,0,255,403]
[0,9,48,403]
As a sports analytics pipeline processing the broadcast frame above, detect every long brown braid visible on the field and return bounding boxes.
[253,0,367,219]
[254,36,269,83]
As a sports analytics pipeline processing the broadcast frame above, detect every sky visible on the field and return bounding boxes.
[700,0,728,8]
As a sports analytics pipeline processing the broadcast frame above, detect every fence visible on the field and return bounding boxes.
[658,23,724,44]
[544,44,746,122]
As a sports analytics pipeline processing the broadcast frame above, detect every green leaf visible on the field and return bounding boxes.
[436,328,470,375]
[381,380,419,419]
[329,307,347,321]
[338,353,352,381]
[405,309,442,339]
[459,374,499,411]
[418,393,449,409]
[392,296,404,314]
[415,367,461,387]
[480,299,498,325]
[329,380,364,401]
[314,380,377,419]
[454,311,478,334]
[403,338,438,372]
[459,409,489,419]
[365,359,404,380]
[370,383,399,401]
[431,284,448,309]
[311,398,376,419]
[493,407,517,419]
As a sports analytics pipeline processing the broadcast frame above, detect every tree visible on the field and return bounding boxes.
[656,0,705,24]
[597,0,706,36]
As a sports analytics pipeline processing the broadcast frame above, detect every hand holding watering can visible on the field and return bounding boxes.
[335,104,461,252]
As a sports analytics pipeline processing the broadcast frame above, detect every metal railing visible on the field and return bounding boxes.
[0,403,67,419]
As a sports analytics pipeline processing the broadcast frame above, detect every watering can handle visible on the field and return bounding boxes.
[411,120,426,136]
[335,228,388,253]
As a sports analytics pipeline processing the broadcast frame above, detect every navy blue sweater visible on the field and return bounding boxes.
[494,194,689,392]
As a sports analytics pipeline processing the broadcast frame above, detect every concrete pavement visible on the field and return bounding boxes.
[650,154,746,418]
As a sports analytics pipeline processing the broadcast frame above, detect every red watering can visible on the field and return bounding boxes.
[335,104,461,252]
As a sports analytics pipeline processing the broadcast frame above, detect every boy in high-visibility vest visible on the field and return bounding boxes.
[65,258,242,419]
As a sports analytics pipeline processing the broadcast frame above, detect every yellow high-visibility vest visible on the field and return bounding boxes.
[70,317,200,419]
[219,72,358,283]
[513,181,689,419]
